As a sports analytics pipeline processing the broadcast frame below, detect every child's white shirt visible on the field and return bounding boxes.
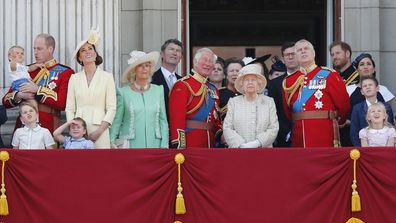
[8,63,31,82]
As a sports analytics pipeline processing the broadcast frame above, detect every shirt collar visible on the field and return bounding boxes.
[365,99,378,107]
[300,63,317,74]
[70,137,86,142]
[161,67,175,79]
[23,124,41,132]
[368,126,389,134]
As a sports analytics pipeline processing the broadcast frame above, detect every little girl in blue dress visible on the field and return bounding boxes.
[53,117,95,149]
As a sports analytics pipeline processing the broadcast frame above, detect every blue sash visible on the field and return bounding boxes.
[292,69,331,112]
[36,65,67,87]
[185,83,216,132]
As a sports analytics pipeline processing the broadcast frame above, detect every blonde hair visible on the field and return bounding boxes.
[122,62,154,85]
[8,45,25,61]
[366,102,392,129]
[19,101,38,114]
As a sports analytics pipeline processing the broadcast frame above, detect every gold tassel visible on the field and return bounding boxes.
[173,221,183,223]
[350,149,361,212]
[174,153,186,214]
[0,151,10,216]
[346,217,365,223]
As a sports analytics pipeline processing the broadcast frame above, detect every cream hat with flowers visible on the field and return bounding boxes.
[71,27,100,61]
[122,50,160,83]
[234,64,267,94]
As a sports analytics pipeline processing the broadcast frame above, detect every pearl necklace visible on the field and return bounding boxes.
[133,82,149,91]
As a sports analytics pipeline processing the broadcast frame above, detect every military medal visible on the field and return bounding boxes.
[48,81,57,90]
[314,89,323,109]
[208,88,219,99]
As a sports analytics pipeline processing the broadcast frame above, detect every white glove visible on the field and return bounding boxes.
[239,139,261,148]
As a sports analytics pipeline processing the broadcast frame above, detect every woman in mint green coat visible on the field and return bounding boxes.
[110,51,169,148]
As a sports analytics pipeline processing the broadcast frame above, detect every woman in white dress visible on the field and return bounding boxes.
[223,64,279,148]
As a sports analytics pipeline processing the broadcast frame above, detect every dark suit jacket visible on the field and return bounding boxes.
[267,73,291,147]
[0,105,7,148]
[151,68,182,121]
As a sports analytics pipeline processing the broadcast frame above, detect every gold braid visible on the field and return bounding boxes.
[344,70,359,86]
[181,81,208,115]
[282,75,305,107]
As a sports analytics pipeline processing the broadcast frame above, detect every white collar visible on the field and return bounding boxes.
[367,126,390,134]
[23,124,41,132]
[365,99,378,107]
[161,67,175,79]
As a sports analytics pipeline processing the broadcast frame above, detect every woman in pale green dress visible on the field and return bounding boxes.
[110,51,169,148]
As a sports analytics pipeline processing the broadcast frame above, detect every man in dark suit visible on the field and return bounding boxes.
[151,39,183,120]
[267,42,299,147]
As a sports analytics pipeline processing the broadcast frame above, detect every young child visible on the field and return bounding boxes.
[12,101,55,149]
[8,45,42,91]
[359,102,396,147]
[350,76,394,146]
[53,117,95,149]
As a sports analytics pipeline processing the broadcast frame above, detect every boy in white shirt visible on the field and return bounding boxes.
[12,101,55,149]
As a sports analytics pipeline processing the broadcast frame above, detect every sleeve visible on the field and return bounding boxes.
[158,86,169,148]
[11,129,21,148]
[63,136,71,148]
[43,129,56,147]
[0,105,7,125]
[379,85,395,102]
[36,68,74,111]
[65,74,76,121]
[169,81,189,148]
[109,88,125,142]
[103,73,117,124]
[385,103,395,125]
[281,78,292,122]
[2,87,20,108]
[85,140,96,149]
[328,71,351,125]
[359,128,368,140]
[350,105,362,147]
[222,98,246,148]
[256,98,279,147]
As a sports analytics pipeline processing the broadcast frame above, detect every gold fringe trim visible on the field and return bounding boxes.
[345,70,359,86]
[350,149,361,212]
[0,151,10,216]
[175,153,186,214]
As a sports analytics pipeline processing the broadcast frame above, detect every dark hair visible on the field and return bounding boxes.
[224,58,244,76]
[329,41,352,59]
[281,42,295,56]
[76,44,103,66]
[360,75,379,87]
[72,117,89,139]
[353,53,376,69]
[160,38,183,53]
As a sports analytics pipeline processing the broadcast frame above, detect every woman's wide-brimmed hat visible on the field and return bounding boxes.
[234,64,267,94]
[122,50,159,83]
[71,27,100,61]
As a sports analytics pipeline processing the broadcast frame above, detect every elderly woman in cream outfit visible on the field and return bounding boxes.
[223,64,279,148]
[66,29,116,148]
[109,51,168,148]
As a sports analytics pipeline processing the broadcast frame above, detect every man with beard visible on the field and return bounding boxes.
[329,41,357,85]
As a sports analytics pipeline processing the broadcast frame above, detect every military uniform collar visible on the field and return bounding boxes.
[300,63,317,74]
[191,69,208,84]
[44,58,58,69]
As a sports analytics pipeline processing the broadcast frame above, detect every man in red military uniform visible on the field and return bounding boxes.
[169,48,221,148]
[2,33,74,133]
[282,39,350,148]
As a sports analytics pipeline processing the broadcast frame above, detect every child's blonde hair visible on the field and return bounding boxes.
[8,45,25,62]
[366,102,392,129]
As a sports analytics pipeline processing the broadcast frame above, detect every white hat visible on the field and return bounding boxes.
[71,27,100,61]
[234,64,267,94]
[122,50,160,83]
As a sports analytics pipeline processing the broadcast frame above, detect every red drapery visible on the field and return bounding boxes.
[0,148,395,223]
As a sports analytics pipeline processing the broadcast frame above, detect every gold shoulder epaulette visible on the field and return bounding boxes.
[180,74,190,81]
[321,66,336,72]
